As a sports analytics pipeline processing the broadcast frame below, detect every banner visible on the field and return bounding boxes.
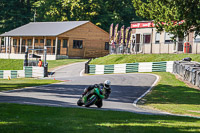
[120,25,124,44]
[113,24,119,43]
[125,27,130,45]
[128,30,132,48]
[109,23,113,44]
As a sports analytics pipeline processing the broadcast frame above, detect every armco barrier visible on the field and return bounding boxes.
[0,66,45,79]
[173,61,200,88]
[88,61,174,74]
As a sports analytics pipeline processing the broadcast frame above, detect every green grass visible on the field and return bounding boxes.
[0,59,87,70]
[90,54,200,117]
[0,78,60,91]
[139,72,200,117]
[0,103,199,133]
[90,54,200,65]
[0,59,24,70]
[47,59,88,70]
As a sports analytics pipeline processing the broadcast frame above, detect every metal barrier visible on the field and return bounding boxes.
[173,60,200,87]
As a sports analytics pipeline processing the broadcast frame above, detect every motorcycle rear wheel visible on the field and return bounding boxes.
[77,98,84,106]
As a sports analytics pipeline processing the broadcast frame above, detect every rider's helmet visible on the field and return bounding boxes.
[104,80,111,89]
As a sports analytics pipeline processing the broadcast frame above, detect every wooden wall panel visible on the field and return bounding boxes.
[59,22,109,58]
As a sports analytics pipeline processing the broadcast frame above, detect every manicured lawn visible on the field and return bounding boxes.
[0,59,24,70]
[0,103,199,133]
[90,54,200,65]
[138,72,200,117]
[0,78,60,91]
[47,59,88,70]
[0,59,88,70]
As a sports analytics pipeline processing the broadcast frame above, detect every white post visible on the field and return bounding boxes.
[20,37,22,54]
[55,37,58,56]
[32,37,35,54]
[10,37,13,53]
[44,37,46,47]
[0,37,1,53]
[5,37,7,54]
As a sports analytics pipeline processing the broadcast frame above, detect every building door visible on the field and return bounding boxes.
[177,38,184,52]
[57,40,61,55]
[135,34,142,52]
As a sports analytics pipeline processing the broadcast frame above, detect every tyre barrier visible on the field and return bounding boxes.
[173,61,200,87]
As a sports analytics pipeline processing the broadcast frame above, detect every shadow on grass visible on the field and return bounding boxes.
[0,103,199,133]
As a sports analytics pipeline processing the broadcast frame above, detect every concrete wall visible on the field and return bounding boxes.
[0,66,44,79]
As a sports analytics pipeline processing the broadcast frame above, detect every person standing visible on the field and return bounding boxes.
[38,59,42,67]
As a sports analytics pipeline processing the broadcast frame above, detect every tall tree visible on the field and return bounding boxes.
[0,0,35,34]
[133,0,200,39]
[33,0,142,32]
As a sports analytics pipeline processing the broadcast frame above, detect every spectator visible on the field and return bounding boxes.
[38,59,42,67]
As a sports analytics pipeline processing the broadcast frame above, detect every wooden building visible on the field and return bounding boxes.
[0,21,109,60]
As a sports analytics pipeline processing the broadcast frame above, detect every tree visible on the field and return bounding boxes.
[133,0,200,39]
[0,0,36,34]
[33,0,142,32]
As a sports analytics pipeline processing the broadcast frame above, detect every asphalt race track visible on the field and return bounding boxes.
[0,62,169,115]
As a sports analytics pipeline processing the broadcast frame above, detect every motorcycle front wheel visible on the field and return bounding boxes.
[85,95,97,107]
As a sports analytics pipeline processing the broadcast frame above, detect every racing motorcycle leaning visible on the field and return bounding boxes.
[77,85,111,108]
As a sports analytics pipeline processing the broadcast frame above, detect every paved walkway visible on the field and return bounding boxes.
[0,62,170,115]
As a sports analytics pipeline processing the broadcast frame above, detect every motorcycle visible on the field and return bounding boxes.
[77,88,103,108]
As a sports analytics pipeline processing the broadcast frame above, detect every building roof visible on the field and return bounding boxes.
[0,21,89,37]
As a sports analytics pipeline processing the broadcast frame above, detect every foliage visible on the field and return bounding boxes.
[0,103,200,132]
[0,0,33,34]
[0,0,142,34]
[133,0,200,39]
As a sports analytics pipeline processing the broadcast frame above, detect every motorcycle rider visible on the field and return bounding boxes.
[81,80,111,108]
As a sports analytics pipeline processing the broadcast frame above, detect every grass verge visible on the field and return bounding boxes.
[0,78,60,92]
[138,72,200,117]
[47,59,88,70]
[90,54,200,65]
[0,59,24,70]
[0,59,88,70]
[0,103,199,133]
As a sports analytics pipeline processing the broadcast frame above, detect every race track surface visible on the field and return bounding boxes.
[0,62,169,115]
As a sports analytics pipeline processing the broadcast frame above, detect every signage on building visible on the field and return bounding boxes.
[131,20,184,29]
[131,22,155,28]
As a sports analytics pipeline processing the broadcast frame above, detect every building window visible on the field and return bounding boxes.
[165,32,173,43]
[63,39,68,48]
[40,39,44,43]
[143,34,151,44]
[22,39,26,46]
[194,33,200,42]
[27,39,32,46]
[105,42,109,50]
[73,40,83,49]
[13,39,17,46]
[155,32,160,44]
[35,39,38,43]
[46,39,51,46]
